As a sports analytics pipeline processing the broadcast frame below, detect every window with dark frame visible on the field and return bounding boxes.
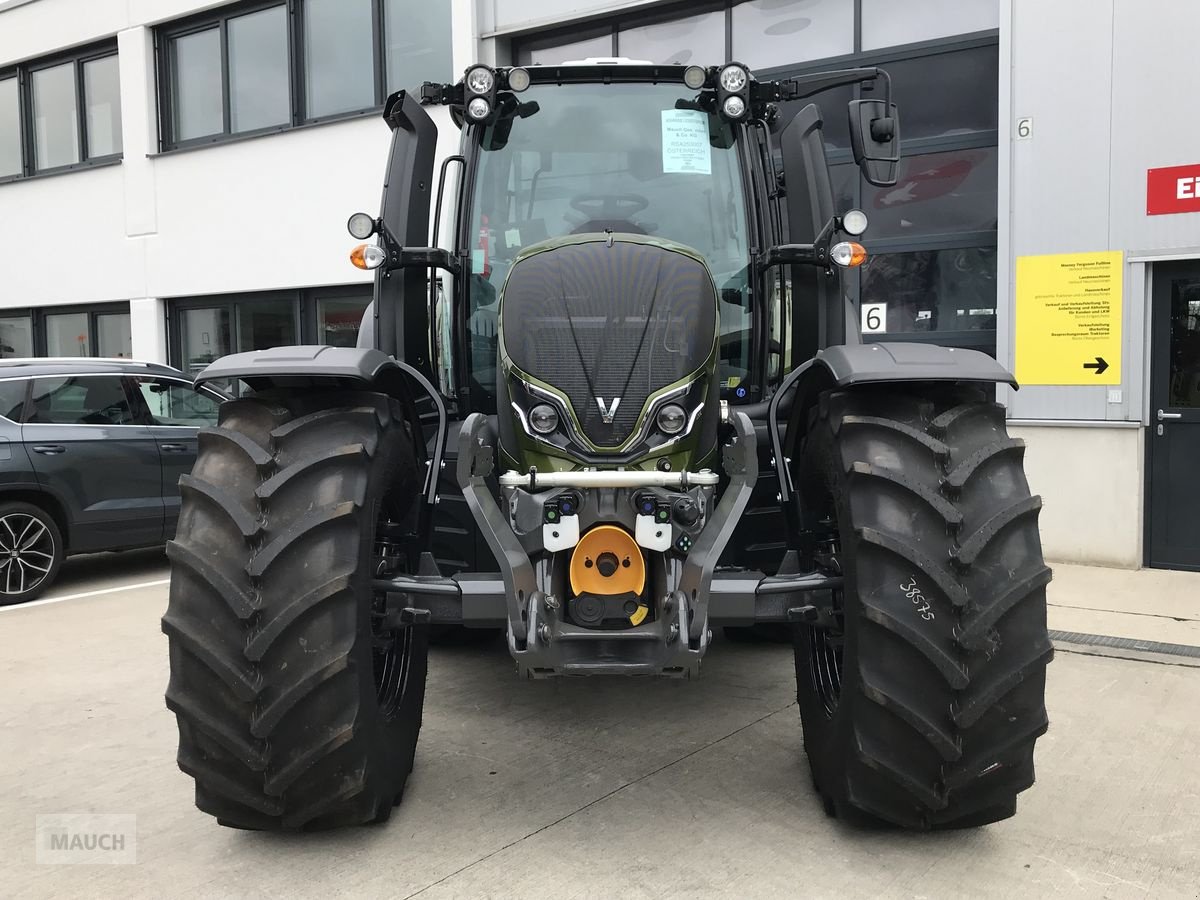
[157,0,452,151]
[0,41,122,182]
[0,304,131,358]
[168,287,372,377]
[508,0,1000,355]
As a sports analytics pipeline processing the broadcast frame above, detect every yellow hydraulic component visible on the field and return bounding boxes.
[570,525,645,597]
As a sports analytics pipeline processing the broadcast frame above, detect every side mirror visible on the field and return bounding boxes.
[848,99,900,187]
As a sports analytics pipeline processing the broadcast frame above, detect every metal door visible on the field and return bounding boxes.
[1148,261,1200,570]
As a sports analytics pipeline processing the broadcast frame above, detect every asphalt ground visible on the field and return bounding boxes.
[2,556,1199,899]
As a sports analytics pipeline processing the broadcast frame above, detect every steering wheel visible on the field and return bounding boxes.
[569,193,650,220]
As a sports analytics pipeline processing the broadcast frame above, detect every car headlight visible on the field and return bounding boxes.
[657,403,687,435]
[529,403,559,435]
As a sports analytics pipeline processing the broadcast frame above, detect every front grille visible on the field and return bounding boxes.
[502,238,715,447]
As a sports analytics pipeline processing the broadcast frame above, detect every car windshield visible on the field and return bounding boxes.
[464,80,751,409]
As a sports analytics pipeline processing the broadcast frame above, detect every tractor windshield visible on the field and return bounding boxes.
[464,80,751,409]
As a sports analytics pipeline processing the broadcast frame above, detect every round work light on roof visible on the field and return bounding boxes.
[507,67,531,92]
[467,97,491,121]
[683,65,707,90]
[465,66,495,95]
[718,64,748,93]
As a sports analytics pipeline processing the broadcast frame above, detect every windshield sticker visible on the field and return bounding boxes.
[661,109,711,175]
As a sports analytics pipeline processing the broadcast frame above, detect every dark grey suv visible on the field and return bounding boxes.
[0,358,225,604]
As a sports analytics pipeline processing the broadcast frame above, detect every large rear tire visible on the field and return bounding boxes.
[793,385,1052,829]
[163,390,428,830]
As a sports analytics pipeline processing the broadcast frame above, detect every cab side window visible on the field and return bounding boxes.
[0,379,28,423]
[28,376,135,425]
[136,379,221,427]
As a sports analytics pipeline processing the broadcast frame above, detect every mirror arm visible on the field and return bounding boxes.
[759,217,839,271]
[759,67,888,103]
[376,219,461,275]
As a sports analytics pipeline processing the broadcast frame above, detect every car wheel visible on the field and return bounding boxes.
[0,501,65,606]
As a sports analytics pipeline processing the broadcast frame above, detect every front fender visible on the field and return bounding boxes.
[811,342,1016,389]
[770,342,1017,507]
[193,345,396,389]
[194,345,447,508]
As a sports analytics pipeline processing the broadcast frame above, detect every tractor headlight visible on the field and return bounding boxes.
[529,404,559,435]
[657,403,687,435]
[719,64,748,93]
[466,66,495,95]
[467,97,491,121]
[722,95,746,119]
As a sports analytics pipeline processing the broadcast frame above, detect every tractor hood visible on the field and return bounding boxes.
[498,234,718,450]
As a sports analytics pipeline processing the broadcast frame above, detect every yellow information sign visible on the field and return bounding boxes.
[1015,251,1122,385]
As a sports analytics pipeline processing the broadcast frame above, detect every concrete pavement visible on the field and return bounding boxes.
[1046,562,1200,649]
[3,565,1200,899]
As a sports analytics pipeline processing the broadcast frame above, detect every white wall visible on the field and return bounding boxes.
[477,0,669,36]
[0,0,468,363]
[1011,424,1144,568]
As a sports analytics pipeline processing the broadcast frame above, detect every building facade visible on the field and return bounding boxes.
[1,0,1197,571]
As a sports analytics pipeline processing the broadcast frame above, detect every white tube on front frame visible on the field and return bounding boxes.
[498,469,719,489]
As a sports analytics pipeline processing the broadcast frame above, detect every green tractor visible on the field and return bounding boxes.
[164,59,1052,832]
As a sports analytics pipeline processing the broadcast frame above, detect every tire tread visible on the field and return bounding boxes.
[794,385,1051,830]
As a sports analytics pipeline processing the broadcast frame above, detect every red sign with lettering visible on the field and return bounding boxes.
[1147,164,1200,215]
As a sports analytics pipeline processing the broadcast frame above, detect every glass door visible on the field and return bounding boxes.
[179,307,232,377]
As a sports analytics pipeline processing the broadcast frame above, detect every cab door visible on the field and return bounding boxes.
[130,376,223,538]
[23,374,164,552]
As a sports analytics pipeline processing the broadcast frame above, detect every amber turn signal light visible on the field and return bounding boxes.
[349,243,385,270]
[831,241,867,268]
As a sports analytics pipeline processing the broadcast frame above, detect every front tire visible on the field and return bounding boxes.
[163,390,428,830]
[793,386,1052,829]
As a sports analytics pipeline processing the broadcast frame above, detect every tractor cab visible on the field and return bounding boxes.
[358,59,901,417]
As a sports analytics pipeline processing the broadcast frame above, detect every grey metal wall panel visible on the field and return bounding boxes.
[1005,0,1200,423]
[1109,0,1200,253]
[1006,0,1116,421]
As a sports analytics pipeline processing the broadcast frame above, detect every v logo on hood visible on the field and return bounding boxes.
[595,397,621,423]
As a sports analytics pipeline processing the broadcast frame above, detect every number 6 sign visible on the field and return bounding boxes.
[861,302,887,334]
